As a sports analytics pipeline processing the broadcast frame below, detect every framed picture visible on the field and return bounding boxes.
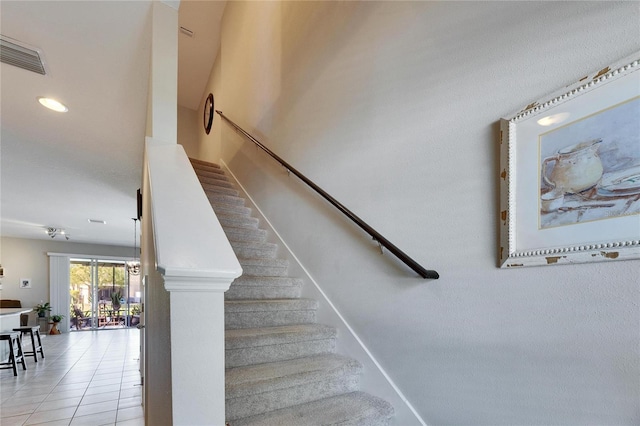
[499,51,640,268]
[20,278,32,288]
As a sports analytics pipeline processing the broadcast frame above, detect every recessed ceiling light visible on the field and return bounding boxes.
[88,219,107,224]
[37,96,68,112]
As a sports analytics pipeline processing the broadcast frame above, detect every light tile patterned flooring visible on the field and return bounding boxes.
[0,329,143,426]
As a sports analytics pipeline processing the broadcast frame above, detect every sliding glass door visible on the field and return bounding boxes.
[69,259,94,329]
[69,258,141,330]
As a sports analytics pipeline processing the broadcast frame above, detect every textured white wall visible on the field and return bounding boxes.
[0,237,131,321]
[179,53,223,165]
[147,1,178,143]
[193,2,639,424]
[177,105,199,157]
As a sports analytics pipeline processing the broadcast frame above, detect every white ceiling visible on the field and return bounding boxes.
[178,1,225,110]
[0,0,224,248]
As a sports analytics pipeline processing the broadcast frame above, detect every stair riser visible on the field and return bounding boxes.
[226,311,316,329]
[194,170,225,179]
[198,176,234,188]
[240,264,288,276]
[218,216,259,229]
[232,276,302,286]
[229,391,394,426]
[207,194,245,206]
[198,175,236,191]
[193,164,225,174]
[190,158,221,168]
[211,204,252,217]
[226,339,336,368]
[226,375,360,421]
[225,286,302,300]
[202,186,239,197]
[342,417,392,426]
[232,245,277,259]
[225,229,267,243]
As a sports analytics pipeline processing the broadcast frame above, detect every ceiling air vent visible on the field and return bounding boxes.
[0,35,46,75]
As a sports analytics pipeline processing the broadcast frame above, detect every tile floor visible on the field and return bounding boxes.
[1,329,143,426]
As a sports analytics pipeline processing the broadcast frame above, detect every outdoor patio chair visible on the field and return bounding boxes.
[71,306,92,330]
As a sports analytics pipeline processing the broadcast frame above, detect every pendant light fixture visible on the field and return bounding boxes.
[126,218,140,275]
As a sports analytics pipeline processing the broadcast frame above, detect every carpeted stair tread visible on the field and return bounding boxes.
[235,258,288,277]
[196,171,229,184]
[201,184,240,197]
[226,299,318,313]
[225,299,318,329]
[198,176,240,190]
[193,169,227,179]
[224,227,268,243]
[193,167,229,182]
[225,324,336,350]
[217,214,260,229]
[225,325,337,368]
[190,158,221,169]
[211,203,253,217]
[226,342,336,368]
[238,258,288,267]
[226,284,302,300]
[209,199,250,210]
[232,276,303,287]
[198,174,235,188]
[226,354,362,398]
[223,224,265,233]
[191,162,225,174]
[226,277,303,300]
[238,259,289,277]
[207,193,246,206]
[229,391,394,426]
[202,182,239,194]
[225,355,363,420]
[189,157,221,168]
[230,241,278,259]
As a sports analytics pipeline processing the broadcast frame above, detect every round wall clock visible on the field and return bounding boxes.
[203,93,214,134]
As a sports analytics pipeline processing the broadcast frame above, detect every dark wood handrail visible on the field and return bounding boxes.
[216,110,439,279]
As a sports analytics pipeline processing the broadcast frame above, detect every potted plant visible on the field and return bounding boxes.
[110,291,122,312]
[129,304,141,327]
[34,302,51,318]
[131,304,141,315]
[50,314,64,335]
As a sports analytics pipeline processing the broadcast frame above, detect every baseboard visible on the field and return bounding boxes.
[220,159,426,426]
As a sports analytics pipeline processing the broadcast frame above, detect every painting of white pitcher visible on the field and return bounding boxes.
[537,96,640,229]
[542,138,603,194]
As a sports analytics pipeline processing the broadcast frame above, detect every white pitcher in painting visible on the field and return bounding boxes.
[542,138,604,194]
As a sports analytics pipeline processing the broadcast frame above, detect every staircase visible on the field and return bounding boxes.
[190,158,394,426]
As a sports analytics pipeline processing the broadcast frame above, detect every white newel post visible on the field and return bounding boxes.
[165,277,231,425]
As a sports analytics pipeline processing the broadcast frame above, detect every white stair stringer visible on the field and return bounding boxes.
[191,158,394,425]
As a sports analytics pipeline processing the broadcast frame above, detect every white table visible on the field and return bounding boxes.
[1,308,32,360]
